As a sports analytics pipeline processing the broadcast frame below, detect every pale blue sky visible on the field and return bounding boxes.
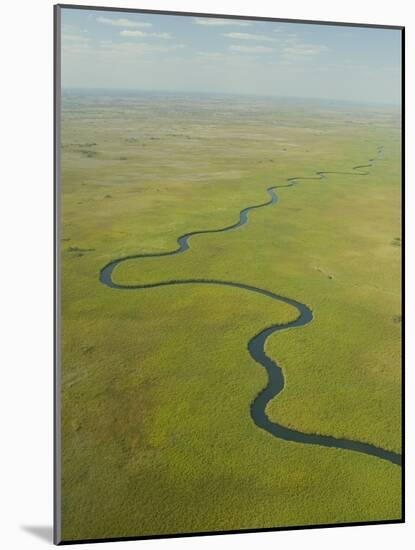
[61,8,402,104]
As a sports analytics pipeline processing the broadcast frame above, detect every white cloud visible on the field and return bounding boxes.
[197,51,226,59]
[193,17,250,27]
[98,41,185,56]
[62,35,90,55]
[120,30,172,39]
[119,30,146,38]
[62,24,85,33]
[229,45,273,53]
[62,36,185,59]
[96,16,152,28]
[268,29,328,58]
[61,33,91,56]
[283,44,328,56]
[223,32,275,42]
[273,29,297,38]
[62,33,89,43]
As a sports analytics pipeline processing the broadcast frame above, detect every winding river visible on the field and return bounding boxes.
[99,146,401,467]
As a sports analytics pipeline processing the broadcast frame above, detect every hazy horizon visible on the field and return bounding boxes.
[61,87,401,110]
[61,8,402,105]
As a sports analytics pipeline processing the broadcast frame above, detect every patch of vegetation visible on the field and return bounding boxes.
[67,246,95,253]
[81,344,95,354]
[79,149,97,158]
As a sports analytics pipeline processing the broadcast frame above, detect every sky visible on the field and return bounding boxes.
[60,8,402,105]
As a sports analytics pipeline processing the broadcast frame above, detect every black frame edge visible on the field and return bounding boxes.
[401,25,405,523]
[54,3,62,546]
[59,519,404,546]
[55,3,404,30]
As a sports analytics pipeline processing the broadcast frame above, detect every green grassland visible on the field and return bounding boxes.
[60,92,402,541]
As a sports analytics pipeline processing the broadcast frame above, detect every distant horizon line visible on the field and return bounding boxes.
[61,87,401,108]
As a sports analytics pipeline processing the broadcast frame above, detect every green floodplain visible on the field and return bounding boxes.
[59,90,402,541]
